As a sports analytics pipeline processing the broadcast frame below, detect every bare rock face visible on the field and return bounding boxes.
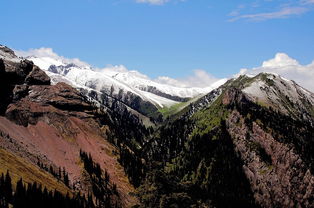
[25,65,51,85]
[0,46,50,114]
[227,110,314,208]
[12,85,29,101]
[5,82,95,127]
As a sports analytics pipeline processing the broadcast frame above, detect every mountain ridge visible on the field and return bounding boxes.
[25,54,227,118]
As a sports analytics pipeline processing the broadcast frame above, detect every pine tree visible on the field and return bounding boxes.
[58,167,62,180]
[0,173,6,208]
[13,178,25,208]
[104,170,110,187]
[4,171,12,204]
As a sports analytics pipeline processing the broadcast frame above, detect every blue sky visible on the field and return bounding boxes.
[1,0,314,80]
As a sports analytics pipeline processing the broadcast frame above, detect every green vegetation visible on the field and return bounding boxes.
[158,101,190,118]
[225,75,255,89]
[137,88,258,207]
[191,94,229,137]
[260,74,275,86]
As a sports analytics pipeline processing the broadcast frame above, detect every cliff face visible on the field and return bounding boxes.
[0,46,50,114]
[223,88,314,207]
[0,45,138,207]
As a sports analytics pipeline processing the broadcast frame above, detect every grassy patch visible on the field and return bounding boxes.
[0,148,70,194]
[158,101,191,118]
[191,95,229,137]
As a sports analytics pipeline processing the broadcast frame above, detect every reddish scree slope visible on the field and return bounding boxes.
[0,46,138,207]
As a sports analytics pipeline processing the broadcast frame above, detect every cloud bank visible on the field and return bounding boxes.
[155,70,219,88]
[238,53,314,92]
[15,48,90,68]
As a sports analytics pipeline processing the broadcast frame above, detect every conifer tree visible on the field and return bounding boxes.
[4,171,12,204]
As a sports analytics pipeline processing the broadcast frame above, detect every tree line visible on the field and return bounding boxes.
[0,170,92,208]
[37,160,69,187]
[79,150,120,208]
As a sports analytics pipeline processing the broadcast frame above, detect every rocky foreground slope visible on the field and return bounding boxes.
[0,45,138,207]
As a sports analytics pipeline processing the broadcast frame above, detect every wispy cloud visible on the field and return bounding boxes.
[135,0,185,6]
[229,6,308,22]
[229,0,314,22]
[135,0,169,5]
[301,0,314,4]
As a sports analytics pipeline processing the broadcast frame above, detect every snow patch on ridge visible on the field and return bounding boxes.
[242,73,314,117]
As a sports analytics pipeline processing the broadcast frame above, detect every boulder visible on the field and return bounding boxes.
[25,65,51,85]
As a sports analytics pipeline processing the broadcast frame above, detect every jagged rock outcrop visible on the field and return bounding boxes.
[25,65,51,85]
[5,82,94,127]
[0,45,51,114]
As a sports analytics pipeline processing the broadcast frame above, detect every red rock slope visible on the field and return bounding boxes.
[0,45,138,207]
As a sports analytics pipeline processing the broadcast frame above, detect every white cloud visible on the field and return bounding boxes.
[238,53,314,92]
[15,47,90,68]
[262,53,299,67]
[155,69,219,88]
[155,76,187,87]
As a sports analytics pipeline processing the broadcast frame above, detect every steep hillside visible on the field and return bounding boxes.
[0,148,70,195]
[0,45,139,207]
[138,73,314,208]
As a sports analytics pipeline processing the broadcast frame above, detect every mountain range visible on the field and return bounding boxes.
[26,54,227,121]
[1,44,314,208]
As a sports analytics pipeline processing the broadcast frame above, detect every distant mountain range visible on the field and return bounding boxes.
[25,54,227,120]
[1,44,314,208]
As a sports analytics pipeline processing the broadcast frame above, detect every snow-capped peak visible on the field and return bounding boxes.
[242,73,314,119]
[16,51,227,111]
